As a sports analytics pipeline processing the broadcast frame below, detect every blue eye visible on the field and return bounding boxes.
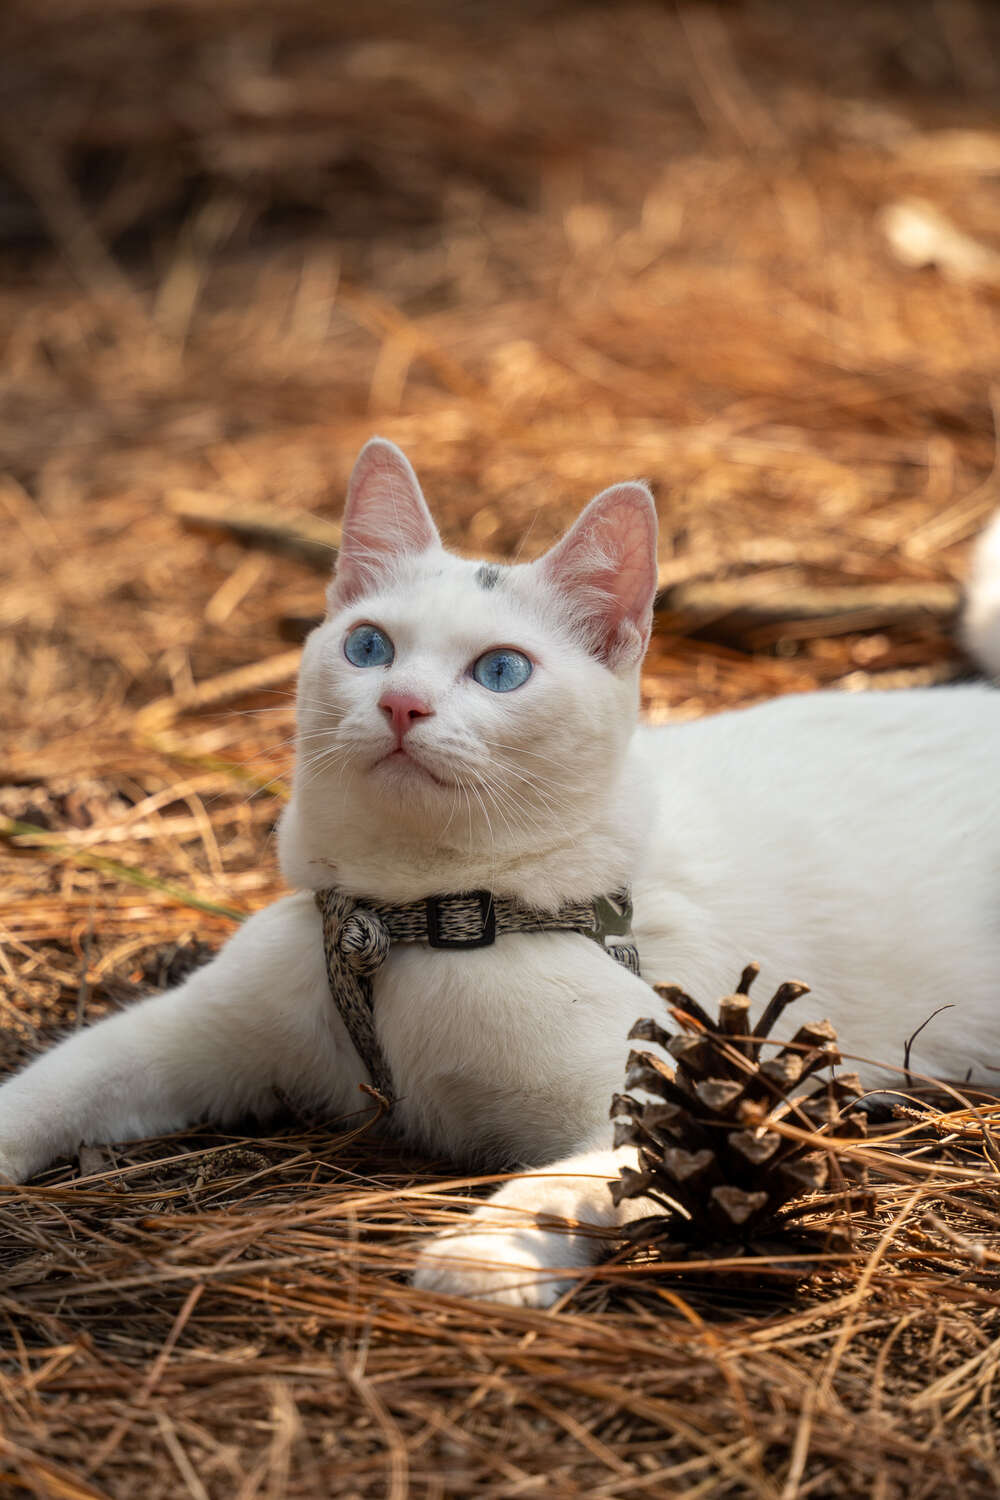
[344,624,395,668]
[472,648,532,693]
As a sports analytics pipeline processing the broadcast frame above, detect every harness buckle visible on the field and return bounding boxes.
[425,891,496,950]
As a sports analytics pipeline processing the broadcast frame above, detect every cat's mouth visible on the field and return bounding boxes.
[374,748,454,789]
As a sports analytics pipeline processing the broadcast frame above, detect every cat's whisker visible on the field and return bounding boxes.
[231,704,299,719]
[477,776,568,852]
[464,779,499,879]
[437,776,463,841]
[491,769,581,852]
[292,744,357,795]
[294,740,355,775]
[477,738,569,765]
[470,760,559,845]
[488,762,578,814]
[475,760,591,828]
[474,761,579,831]
[459,780,475,852]
[475,739,584,792]
[476,777,518,852]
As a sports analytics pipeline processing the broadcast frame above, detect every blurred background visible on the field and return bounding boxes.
[1,0,1000,1027]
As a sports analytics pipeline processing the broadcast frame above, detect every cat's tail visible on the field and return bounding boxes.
[962,508,1000,681]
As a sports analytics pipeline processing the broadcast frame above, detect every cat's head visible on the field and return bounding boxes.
[278,438,657,895]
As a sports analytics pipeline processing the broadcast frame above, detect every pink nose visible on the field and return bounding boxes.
[379,690,434,743]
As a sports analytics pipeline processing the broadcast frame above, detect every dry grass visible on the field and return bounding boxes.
[2,0,1000,1493]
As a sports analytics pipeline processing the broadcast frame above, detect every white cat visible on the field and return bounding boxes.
[1,437,999,1308]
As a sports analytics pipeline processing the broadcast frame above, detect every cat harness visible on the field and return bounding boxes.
[314,886,640,1106]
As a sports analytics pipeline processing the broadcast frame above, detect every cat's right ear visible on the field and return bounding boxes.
[328,438,441,609]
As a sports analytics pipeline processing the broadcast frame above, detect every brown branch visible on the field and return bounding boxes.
[134,649,304,732]
[656,577,961,631]
[168,490,964,642]
[166,489,342,569]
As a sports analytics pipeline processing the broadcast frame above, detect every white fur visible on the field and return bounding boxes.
[2,439,1000,1311]
[963,505,1000,680]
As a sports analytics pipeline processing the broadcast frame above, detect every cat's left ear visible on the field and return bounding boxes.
[328,438,442,609]
[537,482,658,669]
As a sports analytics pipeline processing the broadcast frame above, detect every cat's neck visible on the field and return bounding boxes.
[278,749,649,910]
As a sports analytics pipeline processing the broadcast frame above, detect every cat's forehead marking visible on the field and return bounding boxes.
[474,563,504,591]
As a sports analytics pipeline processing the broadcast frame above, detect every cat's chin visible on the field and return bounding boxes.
[372,748,455,792]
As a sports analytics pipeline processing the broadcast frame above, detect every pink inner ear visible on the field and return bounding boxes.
[539,482,658,668]
[329,438,441,607]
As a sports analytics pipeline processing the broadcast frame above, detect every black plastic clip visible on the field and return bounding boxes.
[425,891,496,949]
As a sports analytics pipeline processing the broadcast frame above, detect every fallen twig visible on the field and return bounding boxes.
[167,490,341,568]
[0,818,245,923]
[656,577,961,631]
[134,649,304,732]
[168,491,964,642]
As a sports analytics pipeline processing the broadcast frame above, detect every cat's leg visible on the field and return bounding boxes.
[412,1133,651,1308]
[0,893,360,1184]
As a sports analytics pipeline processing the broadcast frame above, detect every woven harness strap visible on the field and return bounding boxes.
[315,887,640,1107]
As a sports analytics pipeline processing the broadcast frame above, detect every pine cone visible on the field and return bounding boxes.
[610,964,868,1246]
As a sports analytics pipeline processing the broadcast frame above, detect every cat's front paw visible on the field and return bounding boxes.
[412,1228,575,1308]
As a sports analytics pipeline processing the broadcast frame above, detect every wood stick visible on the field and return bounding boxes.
[167,489,341,568]
[168,490,963,634]
[135,649,303,731]
[655,577,961,628]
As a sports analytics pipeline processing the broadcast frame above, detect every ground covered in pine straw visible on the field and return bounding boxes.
[2,0,1000,1494]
